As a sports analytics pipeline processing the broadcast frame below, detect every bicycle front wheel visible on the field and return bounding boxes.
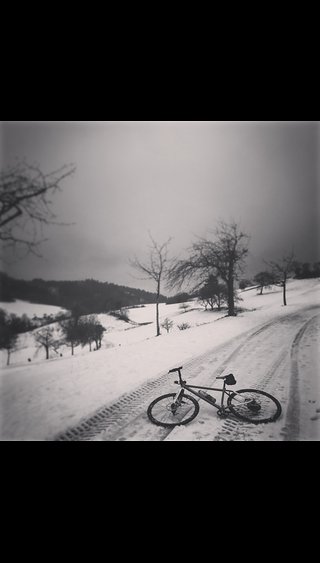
[147,393,199,428]
[227,389,282,424]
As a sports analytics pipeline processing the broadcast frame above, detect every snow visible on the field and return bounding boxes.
[0,278,319,441]
[0,300,67,318]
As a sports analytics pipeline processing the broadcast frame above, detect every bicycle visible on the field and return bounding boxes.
[147,366,282,428]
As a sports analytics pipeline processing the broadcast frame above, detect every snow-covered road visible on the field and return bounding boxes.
[55,305,320,441]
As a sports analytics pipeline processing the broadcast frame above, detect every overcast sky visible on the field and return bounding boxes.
[1,121,319,294]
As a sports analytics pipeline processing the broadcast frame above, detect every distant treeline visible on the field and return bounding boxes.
[0,272,168,315]
[293,262,320,279]
[165,292,196,304]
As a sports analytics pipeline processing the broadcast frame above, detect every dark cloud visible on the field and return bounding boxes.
[1,121,319,291]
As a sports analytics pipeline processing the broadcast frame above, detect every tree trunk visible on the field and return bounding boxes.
[227,282,235,315]
[7,349,11,366]
[227,266,235,315]
[283,275,287,306]
[226,260,236,316]
[156,280,161,336]
[45,345,49,360]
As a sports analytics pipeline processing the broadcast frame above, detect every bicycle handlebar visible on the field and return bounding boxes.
[168,367,183,374]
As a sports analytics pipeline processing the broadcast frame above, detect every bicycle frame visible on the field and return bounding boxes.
[173,368,236,415]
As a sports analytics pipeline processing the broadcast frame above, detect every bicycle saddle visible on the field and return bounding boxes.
[216,373,237,385]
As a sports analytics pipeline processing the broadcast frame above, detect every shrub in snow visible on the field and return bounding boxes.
[179,303,191,314]
[178,323,191,331]
[110,309,130,323]
[161,318,174,333]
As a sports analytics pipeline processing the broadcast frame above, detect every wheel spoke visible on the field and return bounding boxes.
[228,390,281,424]
[153,401,191,424]
[147,394,199,427]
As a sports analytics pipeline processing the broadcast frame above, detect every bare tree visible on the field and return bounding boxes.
[198,275,228,310]
[78,316,95,352]
[60,315,81,356]
[130,234,171,336]
[0,310,20,365]
[253,271,275,295]
[179,303,191,314]
[266,252,296,306]
[78,316,106,351]
[168,221,249,316]
[0,161,75,258]
[161,317,174,334]
[34,326,60,360]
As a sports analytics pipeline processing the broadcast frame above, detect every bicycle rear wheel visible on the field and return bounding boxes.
[227,389,282,424]
[147,393,199,428]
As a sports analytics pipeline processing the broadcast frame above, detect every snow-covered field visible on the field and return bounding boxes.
[0,300,68,318]
[0,278,319,441]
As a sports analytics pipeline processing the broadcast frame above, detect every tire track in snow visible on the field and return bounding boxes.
[214,310,320,442]
[281,313,320,441]
[52,321,278,441]
[213,349,288,441]
[52,307,320,441]
[106,316,301,441]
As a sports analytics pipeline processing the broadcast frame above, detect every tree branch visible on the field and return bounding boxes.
[0,162,75,257]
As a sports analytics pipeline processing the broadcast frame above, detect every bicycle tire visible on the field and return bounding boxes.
[227,389,282,424]
[147,393,200,428]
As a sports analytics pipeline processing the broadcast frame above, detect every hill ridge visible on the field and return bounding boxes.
[0,271,167,314]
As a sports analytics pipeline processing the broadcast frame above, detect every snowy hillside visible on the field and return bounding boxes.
[0,278,319,441]
[0,300,68,318]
